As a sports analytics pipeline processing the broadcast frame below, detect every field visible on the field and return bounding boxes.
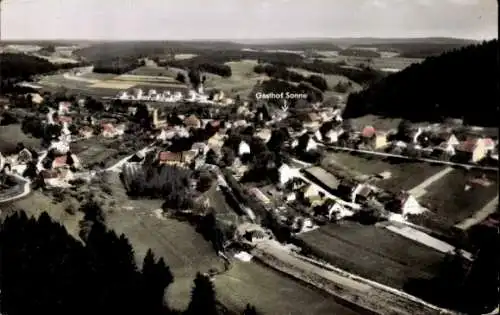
[317,55,423,71]
[174,53,198,60]
[322,152,446,192]
[2,191,84,239]
[419,168,498,226]
[0,124,42,152]
[204,59,269,99]
[297,221,445,290]
[214,261,365,315]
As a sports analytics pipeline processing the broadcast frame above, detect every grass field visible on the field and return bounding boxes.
[419,169,498,226]
[297,221,445,290]
[204,59,269,99]
[214,261,365,315]
[3,191,83,239]
[103,173,226,309]
[174,54,198,60]
[322,152,446,192]
[317,56,423,71]
[0,124,42,152]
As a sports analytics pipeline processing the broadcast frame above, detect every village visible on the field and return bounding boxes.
[1,67,498,315]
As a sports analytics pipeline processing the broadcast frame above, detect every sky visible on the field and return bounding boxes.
[1,0,497,40]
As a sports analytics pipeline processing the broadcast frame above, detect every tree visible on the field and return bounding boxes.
[221,147,236,167]
[176,72,186,83]
[205,149,218,165]
[186,273,218,315]
[141,249,174,314]
[242,304,260,315]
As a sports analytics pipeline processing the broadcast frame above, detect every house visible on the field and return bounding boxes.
[388,191,423,216]
[278,163,294,186]
[305,136,318,152]
[152,109,167,128]
[29,93,44,105]
[455,138,488,163]
[301,184,321,200]
[362,128,388,150]
[192,142,209,155]
[351,184,373,204]
[58,101,71,115]
[361,125,376,138]
[430,132,459,148]
[255,129,272,143]
[102,123,125,138]
[184,114,201,129]
[324,128,343,144]
[157,151,184,166]
[238,141,251,156]
[52,154,80,169]
[79,126,94,139]
[249,187,271,204]
[482,138,496,152]
[57,116,72,124]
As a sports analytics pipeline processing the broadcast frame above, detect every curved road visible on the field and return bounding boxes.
[0,173,32,204]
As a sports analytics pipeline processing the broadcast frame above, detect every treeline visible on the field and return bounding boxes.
[253,64,328,91]
[343,40,499,127]
[339,49,381,58]
[0,53,57,79]
[93,57,144,74]
[122,162,194,210]
[0,209,260,315]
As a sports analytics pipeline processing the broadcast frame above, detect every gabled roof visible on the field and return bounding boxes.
[158,151,183,162]
[361,125,376,138]
[456,139,480,153]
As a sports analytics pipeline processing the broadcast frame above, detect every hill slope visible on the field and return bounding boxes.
[343,40,498,127]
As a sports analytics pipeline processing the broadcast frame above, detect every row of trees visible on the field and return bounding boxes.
[0,206,260,315]
[343,40,498,126]
[93,57,144,74]
[253,64,328,91]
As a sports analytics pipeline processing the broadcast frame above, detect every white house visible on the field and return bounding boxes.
[58,101,71,115]
[49,140,70,155]
[325,129,342,144]
[314,130,323,142]
[278,163,294,186]
[238,141,251,156]
[305,137,318,152]
[302,184,321,199]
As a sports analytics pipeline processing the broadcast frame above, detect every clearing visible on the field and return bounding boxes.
[204,59,269,99]
[418,168,498,226]
[288,67,363,93]
[214,261,366,315]
[174,54,198,60]
[322,152,446,192]
[297,221,446,291]
[0,124,42,152]
[317,56,423,71]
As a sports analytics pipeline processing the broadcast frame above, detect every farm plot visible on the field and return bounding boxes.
[297,221,445,290]
[174,54,198,60]
[214,261,365,315]
[317,56,422,71]
[103,173,225,310]
[419,168,499,226]
[322,152,446,192]
[127,66,178,77]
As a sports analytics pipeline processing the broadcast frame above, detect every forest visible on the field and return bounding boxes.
[343,40,499,127]
[92,57,144,74]
[0,208,259,315]
[253,64,328,91]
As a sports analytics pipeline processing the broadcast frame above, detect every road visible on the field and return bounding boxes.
[320,143,498,171]
[408,167,454,199]
[0,173,31,204]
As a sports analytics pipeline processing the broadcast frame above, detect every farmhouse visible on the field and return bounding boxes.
[455,138,488,163]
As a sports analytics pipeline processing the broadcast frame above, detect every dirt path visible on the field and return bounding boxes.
[455,195,499,230]
[408,167,454,198]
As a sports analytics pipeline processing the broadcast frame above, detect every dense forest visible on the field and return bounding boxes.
[93,57,144,74]
[0,208,259,315]
[0,53,58,80]
[253,64,328,91]
[343,40,499,127]
[339,49,381,58]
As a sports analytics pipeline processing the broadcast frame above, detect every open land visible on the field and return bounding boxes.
[316,55,423,71]
[296,221,445,290]
[204,59,269,99]
[174,53,198,60]
[214,260,366,315]
[322,152,447,192]
[288,67,363,93]
[0,124,42,152]
[419,168,498,226]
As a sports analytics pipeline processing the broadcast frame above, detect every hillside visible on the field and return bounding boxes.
[0,53,58,80]
[343,40,498,127]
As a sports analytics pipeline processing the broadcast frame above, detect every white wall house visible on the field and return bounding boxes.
[238,141,251,156]
[305,137,318,152]
[278,163,294,186]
